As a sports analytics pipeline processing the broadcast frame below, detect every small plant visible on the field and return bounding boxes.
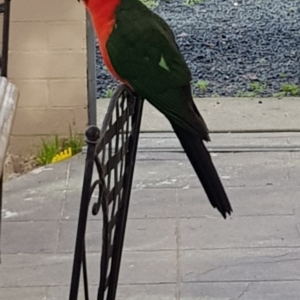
[249,82,266,93]
[259,58,266,65]
[36,127,84,166]
[235,91,244,97]
[195,80,209,92]
[36,135,60,166]
[62,126,84,156]
[184,0,204,6]
[140,0,158,8]
[211,93,220,98]
[272,91,286,98]
[280,83,300,96]
[103,88,114,98]
[235,90,257,98]
[279,72,286,78]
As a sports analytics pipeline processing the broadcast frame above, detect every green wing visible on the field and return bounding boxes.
[106,0,209,137]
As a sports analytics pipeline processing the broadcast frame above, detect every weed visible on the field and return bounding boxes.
[272,91,286,98]
[259,58,266,65]
[279,72,286,78]
[249,82,266,93]
[103,88,114,98]
[36,127,84,166]
[36,135,60,166]
[62,126,84,156]
[195,80,209,92]
[280,83,300,96]
[140,0,158,8]
[211,93,220,98]
[235,91,257,98]
[184,0,204,6]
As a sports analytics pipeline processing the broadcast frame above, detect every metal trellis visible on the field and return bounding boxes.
[69,84,144,300]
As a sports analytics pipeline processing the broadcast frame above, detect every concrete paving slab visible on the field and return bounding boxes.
[44,284,177,300]
[179,215,300,250]
[0,253,101,287]
[57,220,103,253]
[285,158,300,184]
[180,282,250,300]
[62,187,104,221]
[4,159,70,193]
[61,189,83,221]
[133,152,290,189]
[97,98,300,132]
[0,254,73,287]
[46,285,99,300]
[123,218,177,251]
[236,281,300,300]
[138,132,300,152]
[118,251,177,284]
[66,154,88,190]
[1,221,60,254]
[58,218,177,253]
[177,186,297,218]
[180,281,300,300]
[1,190,64,222]
[117,284,177,300]
[180,248,300,282]
[129,189,178,219]
[0,287,46,300]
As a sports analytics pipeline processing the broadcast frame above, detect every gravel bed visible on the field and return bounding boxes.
[96,0,300,98]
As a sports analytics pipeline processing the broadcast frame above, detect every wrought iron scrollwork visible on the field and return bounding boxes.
[69,84,144,300]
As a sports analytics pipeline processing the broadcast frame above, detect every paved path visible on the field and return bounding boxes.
[97,97,300,132]
[1,132,300,299]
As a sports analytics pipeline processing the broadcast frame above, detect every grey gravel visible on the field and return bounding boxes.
[96,0,300,98]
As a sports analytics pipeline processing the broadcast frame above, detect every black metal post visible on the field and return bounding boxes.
[1,0,11,77]
[86,12,97,126]
[69,125,100,300]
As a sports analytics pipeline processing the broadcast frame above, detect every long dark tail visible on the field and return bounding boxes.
[172,123,232,218]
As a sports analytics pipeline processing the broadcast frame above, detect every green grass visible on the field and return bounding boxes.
[272,91,286,98]
[103,88,114,98]
[234,82,266,97]
[280,83,300,96]
[211,93,220,98]
[36,135,60,166]
[139,0,158,8]
[249,82,266,93]
[259,58,266,65]
[195,80,209,92]
[184,0,205,6]
[235,91,257,98]
[36,127,84,166]
[62,126,84,156]
[279,72,286,78]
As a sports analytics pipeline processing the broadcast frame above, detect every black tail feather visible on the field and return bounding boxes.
[172,123,232,218]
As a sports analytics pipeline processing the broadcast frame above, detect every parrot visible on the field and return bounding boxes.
[80,0,232,218]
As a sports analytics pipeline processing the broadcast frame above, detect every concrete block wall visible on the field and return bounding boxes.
[8,0,88,154]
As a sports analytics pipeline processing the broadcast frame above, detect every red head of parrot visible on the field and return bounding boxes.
[79,0,129,85]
